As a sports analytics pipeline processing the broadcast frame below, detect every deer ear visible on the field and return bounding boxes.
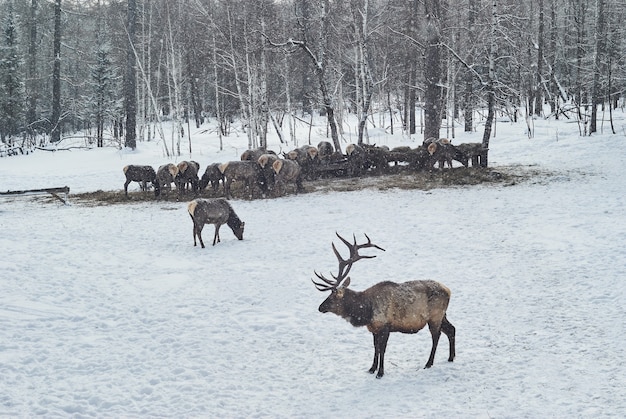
[343,277,351,288]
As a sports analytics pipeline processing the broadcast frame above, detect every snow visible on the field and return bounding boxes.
[1,113,626,418]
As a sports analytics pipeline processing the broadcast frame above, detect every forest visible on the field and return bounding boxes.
[0,0,624,156]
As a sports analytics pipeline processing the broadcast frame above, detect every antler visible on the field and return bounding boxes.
[312,233,385,291]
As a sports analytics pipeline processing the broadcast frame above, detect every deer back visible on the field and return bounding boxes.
[220,161,260,180]
[188,198,230,225]
[123,165,156,182]
[363,280,450,333]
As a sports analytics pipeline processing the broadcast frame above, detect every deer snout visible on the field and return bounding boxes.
[318,301,331,313]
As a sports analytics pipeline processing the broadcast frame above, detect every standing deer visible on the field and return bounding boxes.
[123,165,159,198]
[187,198,245,247]
[313,233,455,378]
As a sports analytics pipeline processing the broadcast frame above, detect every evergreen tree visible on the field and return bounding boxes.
[0,0,24,143]
[90,43,117,147]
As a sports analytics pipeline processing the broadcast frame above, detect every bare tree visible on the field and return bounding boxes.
[589,0,606,135]
[50,0,62,143]
[481,0,498,166]
[423,0,443,142]
[124,0,137,149]
[268,0,342,152]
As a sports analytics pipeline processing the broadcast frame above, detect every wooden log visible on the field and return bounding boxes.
[0,186,70,204]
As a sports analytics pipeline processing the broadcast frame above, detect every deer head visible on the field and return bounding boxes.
[313,233,385,318]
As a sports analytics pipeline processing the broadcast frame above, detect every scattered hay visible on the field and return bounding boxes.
[69,165,550,206]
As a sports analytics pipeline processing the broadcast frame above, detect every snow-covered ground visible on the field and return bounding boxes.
[1,113,625,418]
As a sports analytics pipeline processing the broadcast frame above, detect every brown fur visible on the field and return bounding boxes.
[123,165,158,198]
[425,139,468,169]
[219,161,263,199]
[199,163,224,192]
[175,161,199,196]
[287,146,319,180]
[314,235,455,378]
[457,142,488,167]
[317,141,334,160]
[257,154,279,194]
[272,159,304,196]
[318,279,455,378]
[188,198,245,247]
[156,163,179,197]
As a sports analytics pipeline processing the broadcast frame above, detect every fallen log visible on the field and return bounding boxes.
[0,186,70,205]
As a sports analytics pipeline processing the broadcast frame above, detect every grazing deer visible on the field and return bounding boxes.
[123,165,159,198]
[272,159,304,196]
[155,163,179,197]
[219,161,263,199]
[424,138,468,169]
[313,233,456,378]
[456,142,488,167]
[257,153,279,194]
[175,161,200,196]
[199,163,224,193]
[287,145,319,180]
[187,198,245,247]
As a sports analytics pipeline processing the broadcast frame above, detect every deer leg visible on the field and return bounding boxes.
[375,328,390,378]
[425,321,442,368]
[213,224,221,246]
[196,224,205,248]
[124,180,131,197]
[224,180,231,200]
[369,333,380,375]
[190,215,198,247]
[440,314,456,362]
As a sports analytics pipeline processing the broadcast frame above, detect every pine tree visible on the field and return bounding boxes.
[0,0,24,144]
[90,43,117,147]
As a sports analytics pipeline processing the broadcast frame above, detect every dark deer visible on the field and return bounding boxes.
[155,163,179,197]
[313,233,455,378]
[187,198,245,247]
[219,161,263,199]
[175,161,200,196]
[123,165,159,198]
[199,163,224,193]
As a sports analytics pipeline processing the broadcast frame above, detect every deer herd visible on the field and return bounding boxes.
[123,139,463,379]
[122,138,487,201]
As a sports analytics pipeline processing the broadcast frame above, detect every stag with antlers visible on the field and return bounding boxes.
[313,233,456,378]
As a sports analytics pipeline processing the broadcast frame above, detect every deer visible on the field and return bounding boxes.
[187,198,245,247]
[456,142,488,167]
[198,163,224,194]
[312,233,455,378]
[424,138,469,169]
[175,161,200,197]
[155,163,179,197]
[219,160,264,199]
[272,159,304,196]
[123,165,159,198]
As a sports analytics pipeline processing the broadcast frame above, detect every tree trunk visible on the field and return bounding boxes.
[534,0,544,117]
[423,0,442,142]
[464,0,477,132]
[124,0,137,149]
[50,0,62,143]
[481,0,498,167]
[26,0,38,139]
[590,0,606,135]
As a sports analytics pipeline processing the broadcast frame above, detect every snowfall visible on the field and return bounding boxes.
[0,109,625,419]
